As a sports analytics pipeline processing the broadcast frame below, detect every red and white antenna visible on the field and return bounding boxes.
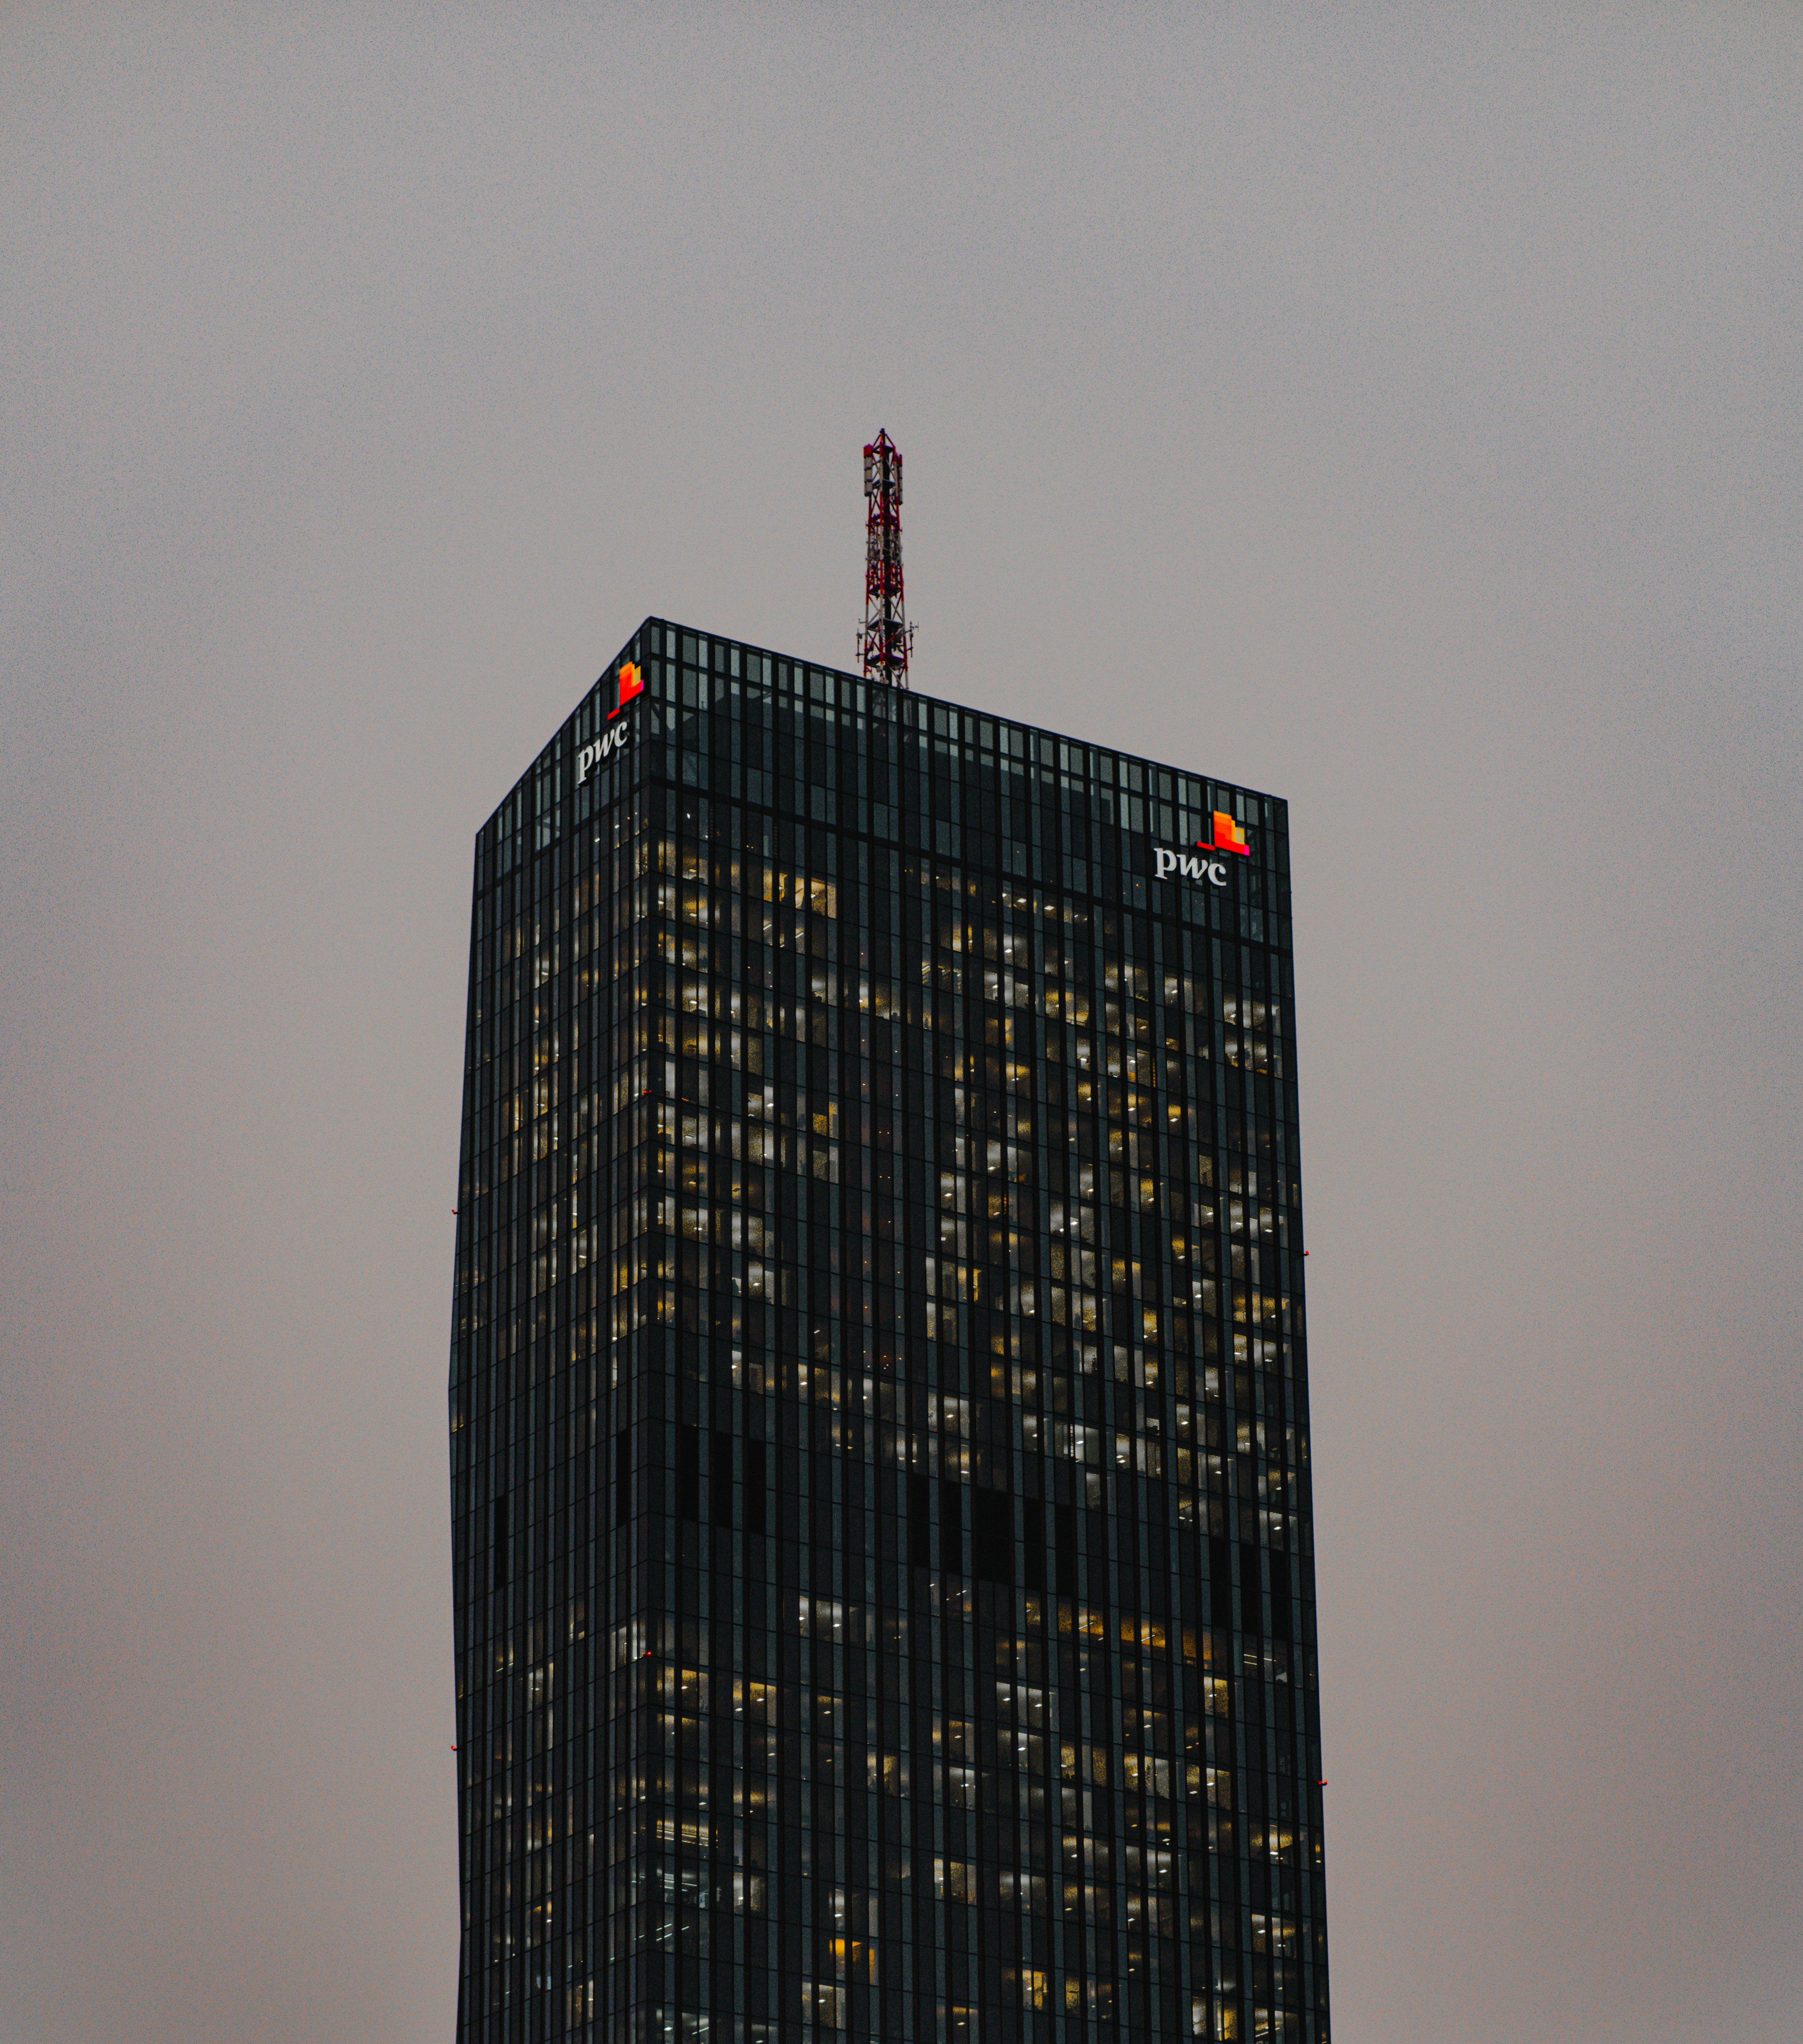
[858,429,913,688]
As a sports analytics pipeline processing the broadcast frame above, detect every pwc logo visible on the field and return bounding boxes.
[1154,846,1227,887]
[610,662,644,719]
[1207,809,1250,856]
[576,662,645,785]
[1153,813,1251,889]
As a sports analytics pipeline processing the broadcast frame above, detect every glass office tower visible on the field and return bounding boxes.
[448,620,1327,2044]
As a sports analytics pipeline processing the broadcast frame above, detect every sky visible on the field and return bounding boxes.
[2,6,1799,2042]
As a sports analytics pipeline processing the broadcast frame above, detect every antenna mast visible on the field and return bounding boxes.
[858,429,913,688]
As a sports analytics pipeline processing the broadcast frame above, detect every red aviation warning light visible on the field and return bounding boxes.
[1208,810,1250,856]
[608,662,644,719]
[858,430,914,688]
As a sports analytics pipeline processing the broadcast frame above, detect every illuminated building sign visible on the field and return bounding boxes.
[1153,810,1252,887]
[1208,809,1250,855]
[577,664,643,784]
[1153,845,1228,887]
[610,662,644,718]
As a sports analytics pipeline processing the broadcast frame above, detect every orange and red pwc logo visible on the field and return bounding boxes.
[1206,810,1250,856]
[608,662,644,719]
[577,663,645,785]
[1154,809,1250,887]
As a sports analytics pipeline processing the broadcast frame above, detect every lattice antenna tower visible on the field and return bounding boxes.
[858,429,914,687]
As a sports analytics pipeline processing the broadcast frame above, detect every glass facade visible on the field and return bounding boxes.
[448,620,1327,2044]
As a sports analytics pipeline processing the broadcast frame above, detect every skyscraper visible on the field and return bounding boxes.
[448,619,1327,2044]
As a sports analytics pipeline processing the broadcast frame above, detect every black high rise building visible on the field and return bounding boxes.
[449,620,1327,2044]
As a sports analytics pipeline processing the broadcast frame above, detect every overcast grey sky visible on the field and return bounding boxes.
[3,7,1799,2042]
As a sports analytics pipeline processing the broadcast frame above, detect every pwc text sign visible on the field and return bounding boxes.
[1153,810,1251,889]
[576,663,645,785]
